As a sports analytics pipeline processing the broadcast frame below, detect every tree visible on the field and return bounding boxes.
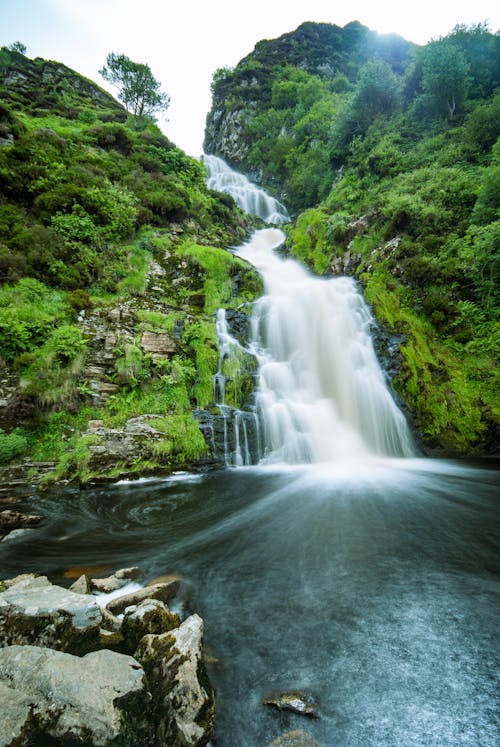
[8,41,26,55]
[99,53,170,118]
[418,40,470,119]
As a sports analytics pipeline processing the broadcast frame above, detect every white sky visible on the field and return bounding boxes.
[2,0,499,156]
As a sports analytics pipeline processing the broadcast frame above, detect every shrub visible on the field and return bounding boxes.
[0,428,28,464]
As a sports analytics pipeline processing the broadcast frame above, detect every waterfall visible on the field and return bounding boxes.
[236,229,415,462]
[213,309,260,466]
[203,154,289,224]
[206,158,415,464]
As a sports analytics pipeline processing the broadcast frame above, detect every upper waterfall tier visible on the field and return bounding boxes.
[203,154,289,225]
[235,229,415,463]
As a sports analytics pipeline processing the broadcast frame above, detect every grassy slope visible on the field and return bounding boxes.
[0,48,260,481]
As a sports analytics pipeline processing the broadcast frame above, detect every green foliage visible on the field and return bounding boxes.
[7,42,27,55]
[114,343,151,387]
[99,52,170,119]
[0,428,28,464]
[417,39,470,120]
[0,278,67,360]
[20,324,88,407]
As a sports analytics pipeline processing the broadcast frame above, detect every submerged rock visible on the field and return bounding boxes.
[267,729,323,747]
[0,645,153,746]
[263,691,317,718]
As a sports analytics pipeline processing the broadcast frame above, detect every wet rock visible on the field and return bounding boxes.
[0,575,102,654]
[168,613,215,745]
[263,691,317,718]
[1,527,37,543]
[100,606,122,632]
[268,729,323,747]
[121,599,180,654]
[106,579,180,615]
[68,573,91,594]
[135,614,215,746]
[90,566,144,593]
[0,644,154,746]
[0,509,43,536]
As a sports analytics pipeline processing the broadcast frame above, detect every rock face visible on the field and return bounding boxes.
[0,572,215,747]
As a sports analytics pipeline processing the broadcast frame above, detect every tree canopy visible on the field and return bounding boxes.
[99,52,170,119]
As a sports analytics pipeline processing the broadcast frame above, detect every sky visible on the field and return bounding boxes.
[2,0,499,156]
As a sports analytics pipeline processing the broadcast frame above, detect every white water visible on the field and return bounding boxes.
[235,228,415,463]
[205,158,414,464]
[203,154,289,224]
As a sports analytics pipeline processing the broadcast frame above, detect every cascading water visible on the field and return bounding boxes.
[206,156,414,464]
[203,154,289,224]
[236,229,415,463]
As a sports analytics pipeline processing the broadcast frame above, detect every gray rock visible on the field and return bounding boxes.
[69,573,91,594]
[90,566,144,593]
[0,575,102,653]
[106,579,179,615]
[0,680,34,747]
[0,645,153,746]
[121,598,180,654]
[1,527,37,543]
[135,614,215,746]
[168,614,215,745]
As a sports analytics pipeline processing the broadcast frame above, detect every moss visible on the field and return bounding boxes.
[363,267,496,452]
[288,207,332,273]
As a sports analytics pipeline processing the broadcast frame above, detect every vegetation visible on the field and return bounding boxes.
[99,52,170,119]
[0,47,256,482]
[207,21,499,453]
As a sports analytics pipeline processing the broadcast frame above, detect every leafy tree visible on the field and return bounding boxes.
[332,59,401,150]
[99,53,170,118]
[7,41,26,55]
[418,40,470,119]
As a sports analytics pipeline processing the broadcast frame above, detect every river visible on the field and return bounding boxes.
[1,459,498,746]
[1,157,498,746]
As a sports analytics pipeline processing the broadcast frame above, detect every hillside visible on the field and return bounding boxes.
[0,47,260,484]
[205,21,500,454]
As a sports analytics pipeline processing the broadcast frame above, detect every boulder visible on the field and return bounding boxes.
[121,599,180,654]
[0,645,154,746]
[69,573,91,594]
[0,680,35,747]
[0,575,102,654]
[90,566,144,593]
[135,614,215,746]
[106,579,180,615]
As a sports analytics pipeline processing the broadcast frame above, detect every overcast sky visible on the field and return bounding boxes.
[2,0,499,155]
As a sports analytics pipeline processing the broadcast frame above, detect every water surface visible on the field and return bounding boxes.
[2,458,498,746]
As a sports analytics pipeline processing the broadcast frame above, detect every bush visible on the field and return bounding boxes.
[0,428,28,464]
